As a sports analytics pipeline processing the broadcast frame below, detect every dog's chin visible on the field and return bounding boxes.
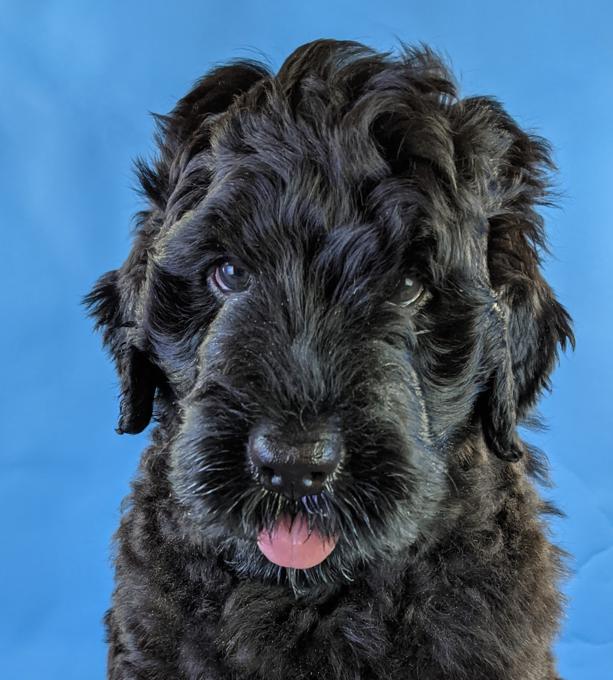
[179,502,367,592]
[234,507,353,588]
[252,512,337,569]
[221,528,366,596]
[182,500,425,598]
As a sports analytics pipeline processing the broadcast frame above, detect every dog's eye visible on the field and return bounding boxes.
[212,261,251,293]
[396,277,424,307]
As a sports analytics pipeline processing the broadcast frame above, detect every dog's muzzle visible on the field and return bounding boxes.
[247,420,343,569]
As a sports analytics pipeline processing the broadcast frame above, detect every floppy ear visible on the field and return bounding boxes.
[480,279,574,462]
[456,97,575,461]
[83,266,161,435]
[84,61,271,434]
[136,60,272,216]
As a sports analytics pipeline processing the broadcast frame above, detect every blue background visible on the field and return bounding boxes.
[1,1,611,677]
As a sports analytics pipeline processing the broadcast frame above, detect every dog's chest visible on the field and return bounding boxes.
[216,595,395,678]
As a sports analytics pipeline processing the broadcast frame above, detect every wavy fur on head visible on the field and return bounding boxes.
[84,39,573,679]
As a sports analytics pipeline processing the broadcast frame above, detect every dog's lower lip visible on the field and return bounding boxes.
[256,514,338,569]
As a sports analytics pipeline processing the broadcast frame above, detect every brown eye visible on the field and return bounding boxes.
[396,277,424,307]
[212,261,251,293]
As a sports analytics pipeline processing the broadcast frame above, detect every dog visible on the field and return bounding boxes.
[84,39,574,679]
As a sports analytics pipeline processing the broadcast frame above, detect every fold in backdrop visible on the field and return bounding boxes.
[1,2,611,678]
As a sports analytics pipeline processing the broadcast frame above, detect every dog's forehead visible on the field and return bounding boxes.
[155,166,417,280]
[155,112,488,282]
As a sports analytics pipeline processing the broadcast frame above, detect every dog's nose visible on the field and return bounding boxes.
[247,421,343,499]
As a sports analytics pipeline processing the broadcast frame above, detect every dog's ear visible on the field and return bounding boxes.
[136,60,272,216]
[84,62,270,434]
[83,265,160,435]
[456,97,575,461]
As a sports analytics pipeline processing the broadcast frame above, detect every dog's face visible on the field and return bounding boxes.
[85,40,573,590]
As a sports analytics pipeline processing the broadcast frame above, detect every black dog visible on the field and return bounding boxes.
[85,39,574,679]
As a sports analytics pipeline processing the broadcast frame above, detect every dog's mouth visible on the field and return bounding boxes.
[256,513,338,569]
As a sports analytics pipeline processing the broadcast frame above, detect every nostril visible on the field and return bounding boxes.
[296,470,330,493]
[260,465,274,478]
[301,475,315,490]
[258,465,284,489]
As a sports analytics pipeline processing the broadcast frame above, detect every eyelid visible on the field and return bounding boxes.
[206,254,244,276]
[401,285,426,306]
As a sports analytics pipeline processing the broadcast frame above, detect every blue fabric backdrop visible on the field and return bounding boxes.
[1,1,611,677]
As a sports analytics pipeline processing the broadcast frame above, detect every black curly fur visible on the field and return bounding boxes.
[84,39,574,679]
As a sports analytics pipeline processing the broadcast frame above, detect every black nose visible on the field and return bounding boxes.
[247,421,343,499]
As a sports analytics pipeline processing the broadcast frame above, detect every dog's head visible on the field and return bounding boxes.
[85,40,573,588]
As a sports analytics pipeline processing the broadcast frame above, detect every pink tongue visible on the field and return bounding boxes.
[257,514,337,569]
